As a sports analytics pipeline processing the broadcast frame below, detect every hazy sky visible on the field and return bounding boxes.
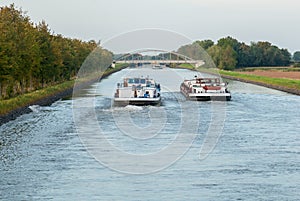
[1,0,299,53]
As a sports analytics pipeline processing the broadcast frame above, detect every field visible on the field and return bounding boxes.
[238,68,300,80]
[219,68,300,95]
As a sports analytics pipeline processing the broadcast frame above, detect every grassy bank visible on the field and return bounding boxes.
[236,67,300,72]
[177,63,196,70]
[0,80,75,115]
[0,64,128,116]
[220,70,300,91]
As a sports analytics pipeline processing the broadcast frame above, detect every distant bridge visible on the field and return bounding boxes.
[113,49,205,67]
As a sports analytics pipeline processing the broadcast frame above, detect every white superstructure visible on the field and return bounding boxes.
[114,77,161,106]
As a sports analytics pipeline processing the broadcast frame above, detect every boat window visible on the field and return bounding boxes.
[140,79,146,84]
[128,79,134,84]
[146,81,151,87]
[134,78,140,84]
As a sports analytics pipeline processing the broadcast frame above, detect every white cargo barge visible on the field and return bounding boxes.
[114,77,161,106]
[180,77,231,101]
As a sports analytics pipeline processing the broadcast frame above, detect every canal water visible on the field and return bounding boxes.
[0,67,299,200]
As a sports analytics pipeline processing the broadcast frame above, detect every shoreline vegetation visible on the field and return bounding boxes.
[219,70,300,95]
[0,4,119,125]
[0,64,128,126]
[0,5,113,100]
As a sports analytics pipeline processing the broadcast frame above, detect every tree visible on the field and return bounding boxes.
[248,41,290,67]
[0,4,99,99]
[217,36,240,51]
[237,43,251,68]
[195,40,214,50]
[179,37,292,70]
[207,45,221,68]
[207,45,237,70]
[293,51,300,62]
[278,48,291,66]
[0,4,37,95]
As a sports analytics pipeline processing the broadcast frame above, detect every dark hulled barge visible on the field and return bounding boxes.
[180,77,231,101]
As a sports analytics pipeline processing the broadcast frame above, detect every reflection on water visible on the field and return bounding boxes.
[1,67,300,200]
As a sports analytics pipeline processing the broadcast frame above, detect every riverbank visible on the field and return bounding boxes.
[219,70,300,95]
[0,64,128,126]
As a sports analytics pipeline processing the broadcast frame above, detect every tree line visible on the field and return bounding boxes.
[179,37,293,70]
[0,4,112,100]
[1,4,299,100]
[293,51,300,64]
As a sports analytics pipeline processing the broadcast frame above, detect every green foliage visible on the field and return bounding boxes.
[195,40,214,50]
[217,36,239,50]
[0,62,128,115]
[0,80,75,115]
[0,4,111,99]
[177,63,195,70]
[207,45,237,70]
[192,37,291,70]
[177,42,215,68]
[80,46,113,76]
[293,51,300,62]
[248,42,291,67]
[177,43,204,60]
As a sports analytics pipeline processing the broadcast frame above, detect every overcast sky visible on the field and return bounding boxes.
[1,0,299,53]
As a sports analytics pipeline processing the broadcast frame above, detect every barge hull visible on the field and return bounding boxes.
[181,92,231,101]
[114,97,161,106]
